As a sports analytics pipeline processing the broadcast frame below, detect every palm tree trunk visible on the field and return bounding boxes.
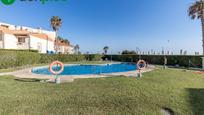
[46,37,48,53]
[201,18,204,55]
[55,30,58,54]
[29,36,31,51]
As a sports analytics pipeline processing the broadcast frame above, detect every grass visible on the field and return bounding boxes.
[0,68,204,114]
[0,68,19,73]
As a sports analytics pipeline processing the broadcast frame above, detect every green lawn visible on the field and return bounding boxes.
[0,68,204,114]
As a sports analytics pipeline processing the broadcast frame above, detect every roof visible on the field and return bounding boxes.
[0,26,12,34]
[55,41,69,46]
[30,33,53,41]
[12,30,30,35]
[0,25,53,41]
[0,25,73,46]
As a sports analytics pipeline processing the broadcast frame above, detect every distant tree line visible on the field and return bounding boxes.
[121,50,137,55]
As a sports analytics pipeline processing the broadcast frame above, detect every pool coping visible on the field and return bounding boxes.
[0,63,155,83]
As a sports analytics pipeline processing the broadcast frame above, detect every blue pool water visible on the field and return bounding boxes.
[32,63,137,75]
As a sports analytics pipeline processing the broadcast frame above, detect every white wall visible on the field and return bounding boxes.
[30,35,54,53]
[4,34,18,49]
[4,34,30,50]
[0,22,56,41]
[0,41,3,48]
[67,46,74,54]
[0,22,58,53]
[47,40,54,53]
[1,33,54,53]
[0,33,3,48]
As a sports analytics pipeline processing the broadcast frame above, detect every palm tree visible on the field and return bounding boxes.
[50,16,62,54]
[103,46,109,54]
[74,44,80,54]
[189,0,204,55]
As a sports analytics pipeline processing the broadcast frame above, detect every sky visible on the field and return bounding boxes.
[0,0,202,54]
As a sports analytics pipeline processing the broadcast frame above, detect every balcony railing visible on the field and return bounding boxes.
[17,42,29,49]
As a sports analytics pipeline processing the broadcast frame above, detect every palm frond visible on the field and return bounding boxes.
[50,16,62,31]
[188,0,204,19]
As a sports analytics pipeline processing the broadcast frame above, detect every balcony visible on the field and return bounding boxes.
[17,42,29,49]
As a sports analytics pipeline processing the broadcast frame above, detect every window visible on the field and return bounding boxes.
[18,37,25,43]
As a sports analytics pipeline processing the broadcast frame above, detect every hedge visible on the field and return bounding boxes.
[39,54,86,63]
[1,51,202,69]
[85,54,103,61]
[0,51,103,69]
[0,49,38,53]
[103,55,203,68]
[0,50,41,69]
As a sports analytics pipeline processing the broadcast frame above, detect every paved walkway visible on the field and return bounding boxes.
[0,65,155,83]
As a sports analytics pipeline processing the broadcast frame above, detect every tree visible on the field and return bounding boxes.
[189,0,204,55]
[180,49,183,55]
[103,46,109,54]
[64,39,70,45]
[57,36,70,45]
[121,50,137,55]
[74,44,80,54]
[50,16,62,54]
[57,36,63,41]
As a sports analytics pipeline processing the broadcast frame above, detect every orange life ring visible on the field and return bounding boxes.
[137,60,146,70]
[49,61,64,75]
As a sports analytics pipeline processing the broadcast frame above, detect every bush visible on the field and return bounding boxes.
[0,49,38,53]
[0,51,103,69]
[40,54,103,63]
[0,51,201,69]
[39,54,86,63]
[85,54,102,61]
[0,50,41,69]
[103,55,203,68]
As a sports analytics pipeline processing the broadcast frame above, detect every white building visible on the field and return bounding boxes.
[55,40,75,54]
[0,22,74,54]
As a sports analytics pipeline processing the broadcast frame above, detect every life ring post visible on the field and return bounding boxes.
[49,61,64,84]
[136,60,146,78]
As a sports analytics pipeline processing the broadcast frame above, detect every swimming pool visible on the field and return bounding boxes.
[32,63,137,75]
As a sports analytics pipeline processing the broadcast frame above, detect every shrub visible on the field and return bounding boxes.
[40,54,103,63]
[0,50,41,69]
[0,49,38,53]
[0,51,103,69]
[85,54,102,61]
[39,54,86,63]
[103,55,203,68]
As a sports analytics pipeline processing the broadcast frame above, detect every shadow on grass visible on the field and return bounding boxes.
[15,78,41,82]
[186,88,204,115]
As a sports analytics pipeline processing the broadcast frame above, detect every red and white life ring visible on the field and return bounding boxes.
[137,60,146,70]
[49,61,64,75]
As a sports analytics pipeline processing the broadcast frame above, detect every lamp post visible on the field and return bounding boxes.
[136,47,141,60]
[110,51,112,62]
[162,47,167,69]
